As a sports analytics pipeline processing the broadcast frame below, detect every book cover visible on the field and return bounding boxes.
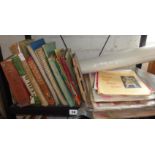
[48,56,75,107]
[27,42,59,104]
[35,47,68,106]
[97,70,151,96]
[1,60,30,106]
[12,55,40,104]
[10,43,48,106]
[27,57,54,106]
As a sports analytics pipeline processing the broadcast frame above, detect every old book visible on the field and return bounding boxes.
[27,39,59,104]
[18,39,33,59]
[55,49,81,106]
[72,54,87,103]
[9,43,48,106]
[97,70,151,95]
[42,42,56,57]
[35,47,68,106]
[1,60,30,106]
[48,56,75,107]
[12,55,40,104]
[27,57,54,106]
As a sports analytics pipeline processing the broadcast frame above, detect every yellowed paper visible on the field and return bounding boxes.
[98,70,151,95]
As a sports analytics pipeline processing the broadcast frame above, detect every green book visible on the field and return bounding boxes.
[12,55,40,105]
[48,56,75,107]
[42,42,56,57]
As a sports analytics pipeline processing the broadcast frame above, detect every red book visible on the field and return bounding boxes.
[1,60,30,106]
[57,55,81,106]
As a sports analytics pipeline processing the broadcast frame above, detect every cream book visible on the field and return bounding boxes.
[97,70,151,96]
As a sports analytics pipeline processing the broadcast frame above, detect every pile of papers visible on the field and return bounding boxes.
[88,69,155,118]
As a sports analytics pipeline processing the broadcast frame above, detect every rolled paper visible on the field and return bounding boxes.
[79,46,155,74]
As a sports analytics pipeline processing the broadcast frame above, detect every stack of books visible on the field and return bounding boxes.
[87,69,155,118]
[0,38,86,108]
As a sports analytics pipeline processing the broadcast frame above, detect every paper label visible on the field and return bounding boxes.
[69,109,78,115]
[18,53,25,61]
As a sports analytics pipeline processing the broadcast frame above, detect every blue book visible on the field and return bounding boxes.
[30,38,45,51]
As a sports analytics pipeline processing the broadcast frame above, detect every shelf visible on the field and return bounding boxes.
[9,105,80,117]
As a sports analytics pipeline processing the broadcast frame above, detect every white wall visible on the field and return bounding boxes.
[0,35,25,59]
[33,35,141,60]
[0,35,141,60]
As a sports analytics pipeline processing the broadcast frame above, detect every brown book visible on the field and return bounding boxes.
[27,57,55,105]
[1,60,30,106]
[10,43,48,106]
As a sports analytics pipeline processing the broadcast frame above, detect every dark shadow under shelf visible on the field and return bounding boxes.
[9,104,79,117]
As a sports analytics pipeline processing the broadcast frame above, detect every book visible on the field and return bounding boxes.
[72,54,87,103]
[27,39,59,104]
[27,57,54,106]
[42,42,56,57]
[97,70,151,96]
[48,56,75,107]
[12,55,40,104]
[9,43,48,106]
[18,39,33,59]
[55,49,81,106]
[1,60,30,106]
[35,47,68,106]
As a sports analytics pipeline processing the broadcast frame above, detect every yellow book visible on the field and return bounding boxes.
[98,70,151,96]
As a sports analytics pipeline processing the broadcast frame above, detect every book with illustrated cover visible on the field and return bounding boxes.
[9,43,49,105]
[97,70,151,96]
[35,47,68,106]
[27,39,59,104]
[12,55,40,104]
[1,59,30,106]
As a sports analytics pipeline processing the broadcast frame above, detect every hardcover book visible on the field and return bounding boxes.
[27,57,54,106]
[35,47,68,106]
[1,60,30,106]
[12,55,39,104]
[48,56,75,107]
[27,39,59,104]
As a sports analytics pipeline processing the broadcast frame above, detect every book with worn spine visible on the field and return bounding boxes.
[27,39,59,104]
[35,47,68,106]
[1,59,30,106]
[12,55,40,104]
[27,57,54,106]
[55,49,81,106]
[10,43,48,106]
[48,56,75,107]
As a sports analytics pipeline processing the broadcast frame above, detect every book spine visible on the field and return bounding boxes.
[12,55,38,104]
[9,43,49,106]
[1,60,30,106]
[58,56,81,106]
[35,48,68,106]
[72,54,87,103]
[48,57,75,107]
[27,46,59,104]
[27,57,54,105]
